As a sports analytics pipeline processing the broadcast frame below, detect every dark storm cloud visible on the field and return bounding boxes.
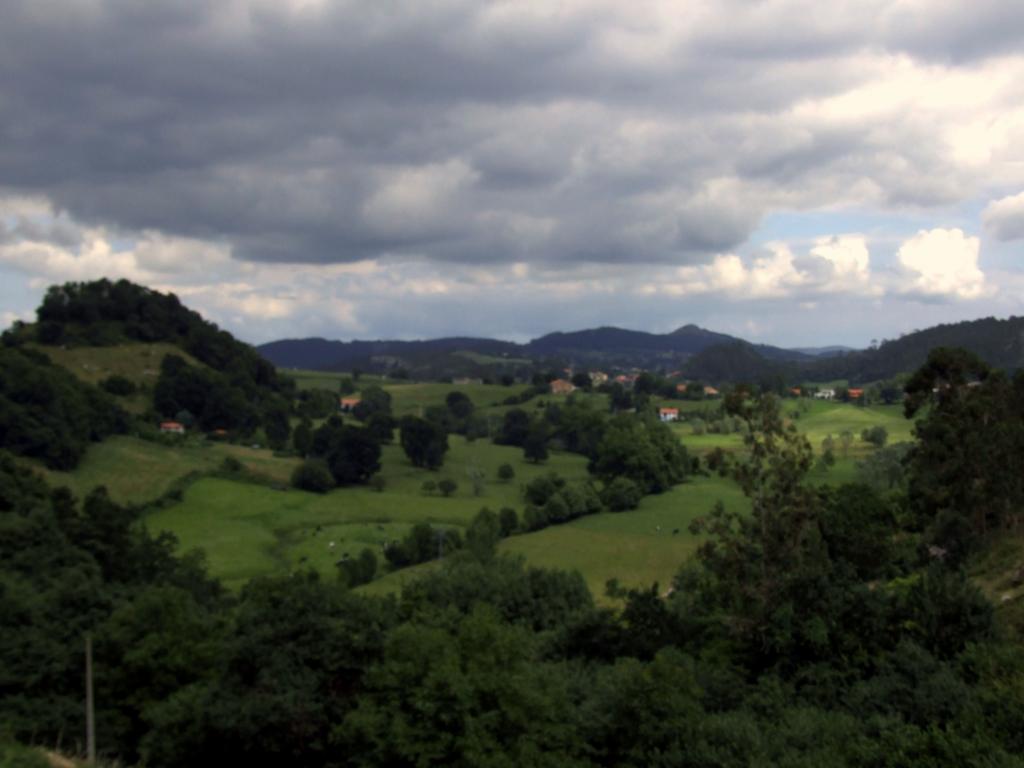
[1,0,1021,270]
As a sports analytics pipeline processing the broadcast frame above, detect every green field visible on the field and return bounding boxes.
[40,435,300,505]
[144,436,592,589]
[33,342,203,413]
[361,474,747,603]
[43,394,915,598]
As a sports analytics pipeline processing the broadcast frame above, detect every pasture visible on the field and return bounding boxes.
[144,436,592,590]
[33,341,202,413]
[360,473,748,604]
[40,435,300,505]
[42,384,913,598]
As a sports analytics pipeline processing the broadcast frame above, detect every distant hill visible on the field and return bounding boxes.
[259,323,809,375]
[803,316,1024,383]
[686,316,1024,385]
[792,345,859,358]
[257,315,1024,384]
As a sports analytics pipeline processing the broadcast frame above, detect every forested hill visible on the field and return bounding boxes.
[803,315,1024,383]
[1,279,296,464]
[258,323,813,373]
[677,316,1024,385]
[29,279,288,395]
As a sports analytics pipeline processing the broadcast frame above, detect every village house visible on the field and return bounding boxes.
[790,387,802,397]
[847,388,865,400]
[589,371,609,385]
[550,379,576,395]
[815,388,836,400]
[659,407,679,422]
[676,383,688,394]
[340,396,361,412]
[160,421,185,435]
[703,386,720,398]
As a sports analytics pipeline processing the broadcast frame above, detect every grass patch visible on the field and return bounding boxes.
[143,436,592,590]
[39,435,300,505]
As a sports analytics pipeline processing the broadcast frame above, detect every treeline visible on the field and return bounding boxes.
[0,347,128,469]
[7,348,1024,764]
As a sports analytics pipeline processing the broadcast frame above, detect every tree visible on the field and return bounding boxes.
[364,413,395,443]
[399,416,449,470]
[571,372,592,391]
[309,418,381,485]
[497,463,515,482]
[601,476,642,511]
[494,408,530,446]
[904,347,1024,561]
[291,458,335,493]
[861,425,888,449]
[523,423,549,463]
[263,401,292,450]
[498,507,519,536]
[466,508,501,559]
[438,478,458,497]
[292,418,313,456]
[445,391,474,422]
[352,385,392,421]
[421,480,437,496]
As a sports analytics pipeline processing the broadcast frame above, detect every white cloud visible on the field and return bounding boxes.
[660,235,876,299]
[983,191,1024,241]
[896,228,988,299]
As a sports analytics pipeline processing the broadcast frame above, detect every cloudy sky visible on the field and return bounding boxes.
[1,0,1023,348]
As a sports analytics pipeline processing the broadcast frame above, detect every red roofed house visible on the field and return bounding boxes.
[340,397,361,412]
[550,379,576,395]
[676,383,688,394]
[703,386,720,397]
[659,407,679,423]
[847,388,864,400]
[790,387,802,397]
[160,421,185,435]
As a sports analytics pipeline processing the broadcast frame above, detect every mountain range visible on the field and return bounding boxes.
[258,315,1024,385]
[257,323,844,379]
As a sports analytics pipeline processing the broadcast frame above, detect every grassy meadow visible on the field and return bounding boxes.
[39,372,915,598]
[144,436,592,590]
[40,435,300,505]
[32,342,203,413]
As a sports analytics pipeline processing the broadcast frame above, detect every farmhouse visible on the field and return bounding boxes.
[160,421,185,435]
[589,371,609,385]
[676,383,688,394]
[550,379,576,395]
[659,407,679,422]
[340,396,361,412]
[815,388,836,400]
[847,388,865,400]
[703,386,720,398]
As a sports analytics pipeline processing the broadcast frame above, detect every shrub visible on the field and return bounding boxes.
[291,458,334,493]
[101,374,137,396]
[602,476,643,512]
[497,463,515,482]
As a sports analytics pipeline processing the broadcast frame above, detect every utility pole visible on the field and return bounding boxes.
[85,634,95,763]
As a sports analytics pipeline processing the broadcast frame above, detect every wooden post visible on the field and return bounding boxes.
[85,634,95,763]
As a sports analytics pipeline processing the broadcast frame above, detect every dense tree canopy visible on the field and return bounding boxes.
[0,347,127,468]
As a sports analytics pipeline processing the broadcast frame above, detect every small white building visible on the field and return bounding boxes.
[659,407,680,422]
[815,388,836,400]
